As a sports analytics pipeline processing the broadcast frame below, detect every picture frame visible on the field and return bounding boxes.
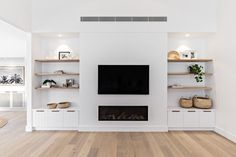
[0,66,25,86]
[66,79,74,87]
[189,50,197,59]
[59,51,71,60]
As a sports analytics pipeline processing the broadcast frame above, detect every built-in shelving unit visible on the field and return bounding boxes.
[167,57,215,130]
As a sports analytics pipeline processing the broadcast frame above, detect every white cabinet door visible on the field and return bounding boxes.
[47,110,64,128]
[33,110,47,128]
[63,110,79,128]
[199,110,215,127]
[168,110,183,128]
[183,110,199,128]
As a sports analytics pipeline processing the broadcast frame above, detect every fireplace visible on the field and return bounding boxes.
[98,106,148,121]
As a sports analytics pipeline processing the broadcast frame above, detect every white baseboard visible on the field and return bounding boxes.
[168,127,215,131]
[215,127,236,143]
[33,127,78,131]
[78,125,168,132]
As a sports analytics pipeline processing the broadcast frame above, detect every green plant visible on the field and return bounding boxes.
[43,79,56,85]
[188,64,204,82]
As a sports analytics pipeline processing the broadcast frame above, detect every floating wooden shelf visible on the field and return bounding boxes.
[35,73,80,76]
[168,59,213,62]
[35,87,79,90]
[168,86,212,90]
[35,59,80,63]
[168,72,213,76]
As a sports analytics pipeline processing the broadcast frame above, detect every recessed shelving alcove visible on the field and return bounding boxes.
[31,33,80,130]
[167,33,215,130]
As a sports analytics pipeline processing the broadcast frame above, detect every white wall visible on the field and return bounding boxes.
[0,20,28,58]
[208,0,236,142]
[79,32,168,131]
[0,0,31,31]
[32,0,217,32]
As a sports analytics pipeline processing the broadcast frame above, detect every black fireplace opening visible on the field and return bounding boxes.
[98,106,148,121]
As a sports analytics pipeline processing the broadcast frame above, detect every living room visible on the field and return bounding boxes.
[0,0,235,156]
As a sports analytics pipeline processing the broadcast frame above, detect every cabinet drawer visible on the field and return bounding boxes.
[183,110,199,128]
[199,110,215,127]
[63,110,79,128]
[33,110,47,127]
[47,110,64,128]
[168,110,183,128]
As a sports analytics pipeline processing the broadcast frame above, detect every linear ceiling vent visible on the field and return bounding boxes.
[80,16,167,22]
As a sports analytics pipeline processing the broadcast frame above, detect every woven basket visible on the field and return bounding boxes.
[179,98,193,108]
[193,97,212,109]
[58,102,70,109]
[47,103,57,109]
[168,51,180,60]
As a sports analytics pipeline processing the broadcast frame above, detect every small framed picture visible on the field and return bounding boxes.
[66,79,74,87]
[59,52,71,60]
[189,50,197,59]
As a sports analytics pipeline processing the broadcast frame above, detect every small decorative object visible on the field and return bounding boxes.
[0,66,24,85]
[179,97,193,108]
[59,51,71,60]
[193,96,212,109]
[189,50,197,59]
[54,70,64,74]
[72,83,79,88]
[47,103,58,109]
[66,79,74,87]
[168,51,180,60]
[58,102,70,109]
[180,51,191,59]
[188,64,204,82]
[43,79,57,87]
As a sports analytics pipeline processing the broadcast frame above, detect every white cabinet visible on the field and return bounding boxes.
[64,110,79,128]
[47,110,64,128]
[183,110,199,128]
[168,110,183,128]
[33,110,47,128]
[168,107,215,130]
[33,109,79,130]
[199,110,215,127]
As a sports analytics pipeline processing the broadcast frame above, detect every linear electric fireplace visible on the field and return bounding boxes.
[98,106,148,121]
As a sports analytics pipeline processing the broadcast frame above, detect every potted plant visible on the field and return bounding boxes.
[43,79,56,87]
[188,64,204,82]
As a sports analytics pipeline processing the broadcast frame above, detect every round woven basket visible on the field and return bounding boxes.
[193,97,212,109]
[168,51,180,60]
[58,102,70,109]
[47,103,57,109]
[179,98,193,108]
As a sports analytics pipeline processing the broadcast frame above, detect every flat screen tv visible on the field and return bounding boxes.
[98,65,149,95]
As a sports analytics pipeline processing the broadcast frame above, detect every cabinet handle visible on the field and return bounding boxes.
[203,111,211,112]
[67,110,75,112]
[172,110,180,112]
[36,110,44,112]
[188,111,196,112]
[51,110,60,112]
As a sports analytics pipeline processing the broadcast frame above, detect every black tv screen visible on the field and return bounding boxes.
[98,65,149,94]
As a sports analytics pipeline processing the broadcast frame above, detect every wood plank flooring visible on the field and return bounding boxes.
[0,112,236,157]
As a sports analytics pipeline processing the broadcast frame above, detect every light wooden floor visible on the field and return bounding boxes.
[0,112,235,157]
